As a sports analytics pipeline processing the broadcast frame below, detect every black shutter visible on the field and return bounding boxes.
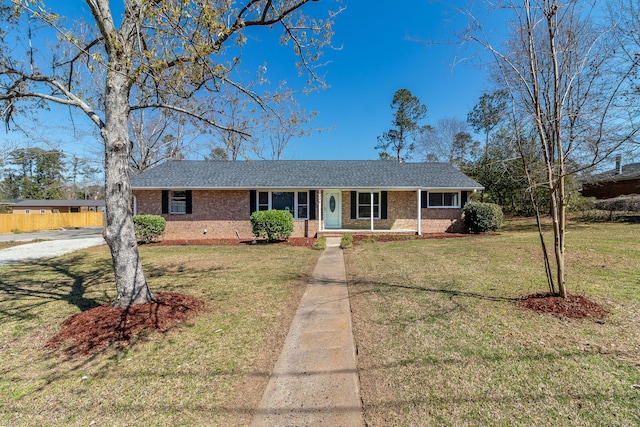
[161,190,169,214]
[460,191,468,206]
[185,190,192,214]
[381,191,388,219]
[421,192,428,208]
[350,191,357,219]
[249,190,256,214]
[309,190,316,220]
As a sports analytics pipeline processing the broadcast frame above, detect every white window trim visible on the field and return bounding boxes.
[170,190,187,214]
[356,190,381,220]
[427,191,461,209]
[257,190,310,220]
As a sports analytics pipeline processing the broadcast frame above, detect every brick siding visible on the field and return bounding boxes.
[582,179,640,199]
[340,190,465,233]
[133,189,467,239]
[133,189,318,240]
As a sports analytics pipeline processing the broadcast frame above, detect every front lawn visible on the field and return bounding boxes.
[0,244,320,426]
[345,220,640,426]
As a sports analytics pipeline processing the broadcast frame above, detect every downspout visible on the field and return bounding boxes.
[417,188,422,236]
[132,195,137,216]
[370,190,374,232]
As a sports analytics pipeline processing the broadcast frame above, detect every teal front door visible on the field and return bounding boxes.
[324,190,341,229]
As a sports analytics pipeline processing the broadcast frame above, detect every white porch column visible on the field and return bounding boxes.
[132,195,138,216]
[370,190,374,231]
[318,189,323,231]
[417,189,422,236]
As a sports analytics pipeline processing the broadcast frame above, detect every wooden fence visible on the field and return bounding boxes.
[0,212,104,233]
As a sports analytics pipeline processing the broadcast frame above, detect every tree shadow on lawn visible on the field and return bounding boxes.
[349,279,522,303]
[0,253,113,322]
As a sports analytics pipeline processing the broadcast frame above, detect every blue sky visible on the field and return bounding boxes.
[4,0,497,163]
[286,0,492,160]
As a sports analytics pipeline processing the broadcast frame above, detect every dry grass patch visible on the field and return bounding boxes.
[346,220,640,426]
[0,239,43,250]
[0,244,320,426]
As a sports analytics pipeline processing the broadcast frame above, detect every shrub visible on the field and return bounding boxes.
[133,215,166,243]
[340,234,353,249]
[312,236,327,250]
[463,201,503,233]
[250,210,294,242]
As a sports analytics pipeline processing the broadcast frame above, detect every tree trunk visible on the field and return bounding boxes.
[556,174,567,298]
[102,66,153,308]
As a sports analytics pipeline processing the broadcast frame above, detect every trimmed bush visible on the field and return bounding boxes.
[312,236,327,250]
[250,210,294,242]
[340,234,353,249]
[463,201,503,233]
[133,214,166,244]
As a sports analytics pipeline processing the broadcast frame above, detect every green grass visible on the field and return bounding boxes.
[345,220,640,426]
[0,244,320,426]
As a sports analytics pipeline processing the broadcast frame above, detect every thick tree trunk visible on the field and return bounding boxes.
[102,67,153,308]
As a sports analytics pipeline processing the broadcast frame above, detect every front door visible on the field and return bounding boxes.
[324,190,341,229]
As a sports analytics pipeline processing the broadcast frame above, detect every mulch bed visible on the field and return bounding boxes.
[518,293,607,319]
[152,237,316,247]
[46,292,205,357]
[351,233,471,244]
[153,233,475,248]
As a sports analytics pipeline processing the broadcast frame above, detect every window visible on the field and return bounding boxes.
[272,191,294,212]
[170,191,187,214]
[258,191,269,211]
[40,209,46,214]
[357,191,380,219]
[70,207,79,213]
[256,191,310,219]
[297,192,308,219]
[428,192,459,208]
[25,209,30,214]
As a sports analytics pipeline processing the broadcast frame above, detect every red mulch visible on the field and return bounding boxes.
[46,292,205,357]
[518,293,607,319]
[352,233,470,244]
[152,237,316,247]
[150,233,478,248]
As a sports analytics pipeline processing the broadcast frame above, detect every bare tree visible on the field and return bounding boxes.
[129,110,192,175]
[418,116,475,166]
[253,92,317,160]
[466,0,639,297]
[0,0,337,308]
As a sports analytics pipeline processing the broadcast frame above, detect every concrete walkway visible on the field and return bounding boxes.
[252,237,364,427]
[0,237,105,267]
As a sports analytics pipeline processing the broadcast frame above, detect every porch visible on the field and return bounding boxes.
[316,228,418,237]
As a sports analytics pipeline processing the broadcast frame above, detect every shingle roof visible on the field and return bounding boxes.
[130,160,484,190]
[586,162,640,183]
[13,200,105,207]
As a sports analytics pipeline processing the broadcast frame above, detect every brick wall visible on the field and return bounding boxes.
[133,189,318,240]
[582,179,640,199]
[421,208,465,233]
[133,189,467,239]
[339,190,465,233]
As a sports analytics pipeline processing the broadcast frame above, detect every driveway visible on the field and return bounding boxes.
[0,227,106,267]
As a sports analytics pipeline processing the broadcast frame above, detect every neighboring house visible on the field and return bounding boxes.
[582,156,640,199]
[12,199,106,214]
[131,160,484,240]
[0,198,18,213]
